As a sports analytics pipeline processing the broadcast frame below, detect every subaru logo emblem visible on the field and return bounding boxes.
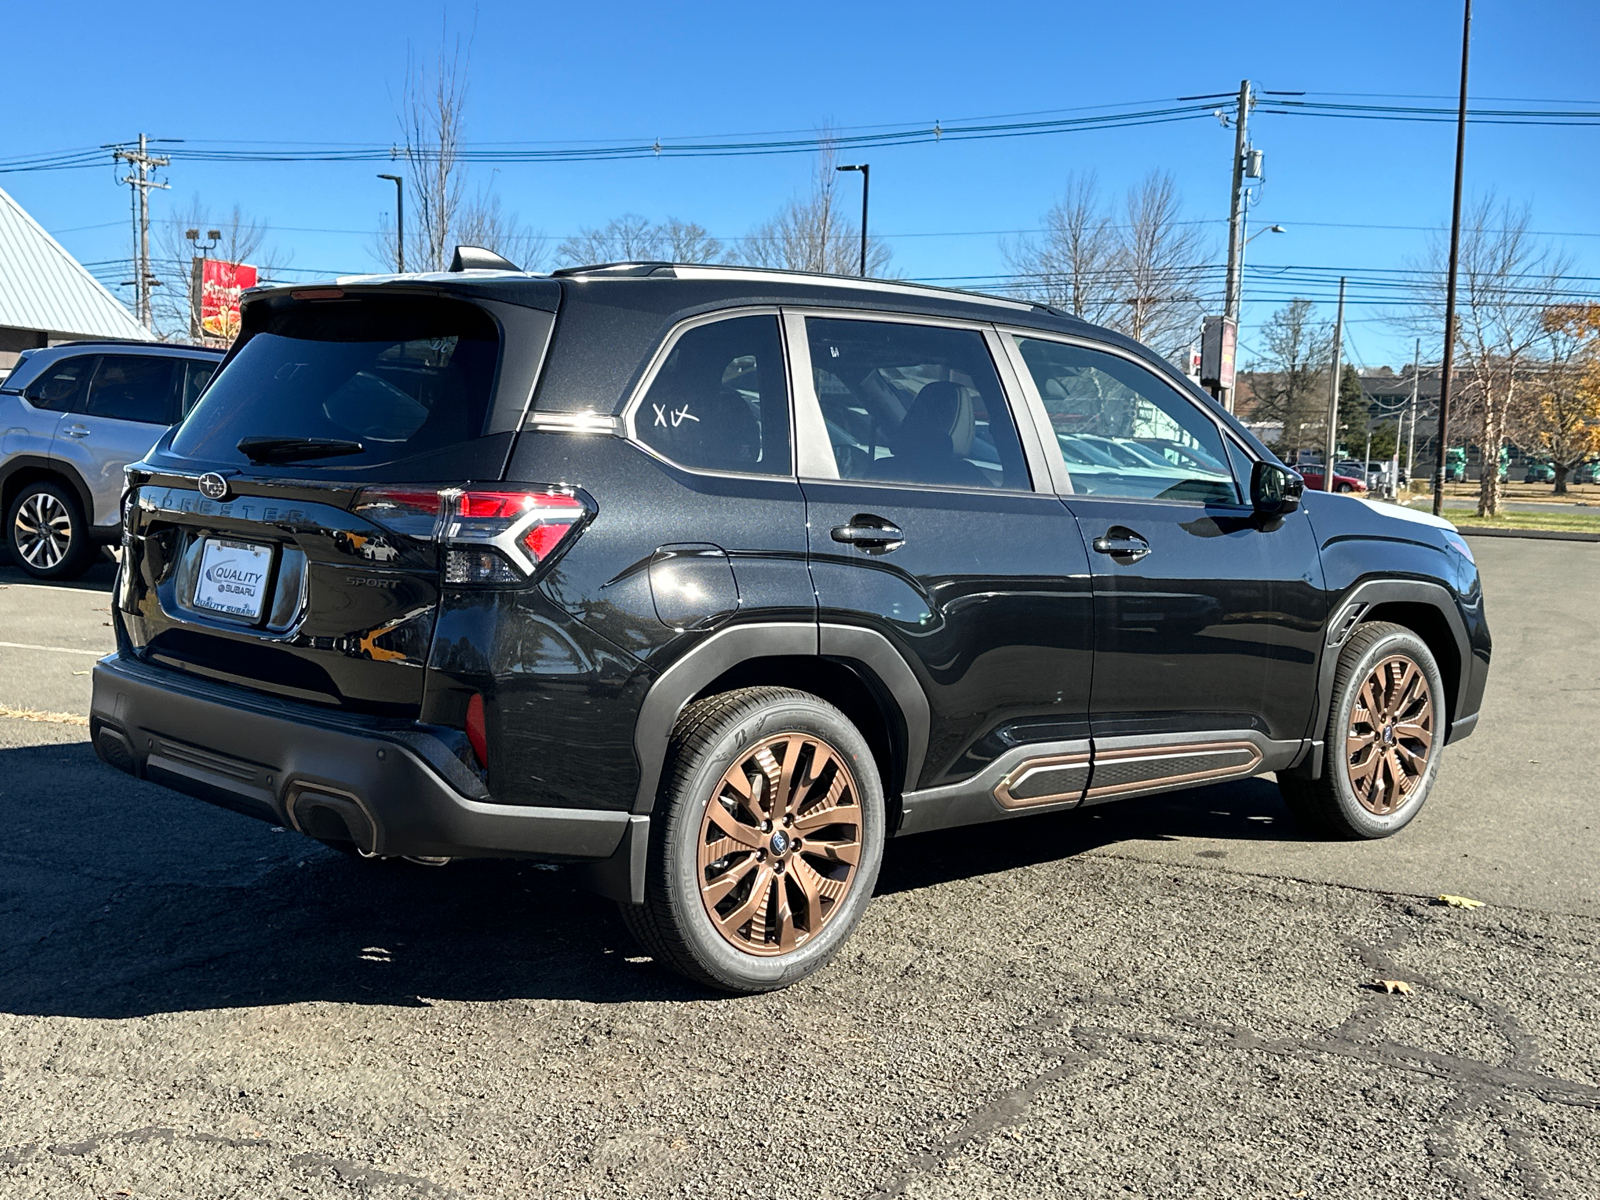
[197,473,230,501]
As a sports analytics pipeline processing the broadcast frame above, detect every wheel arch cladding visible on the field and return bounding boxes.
[1362,601,1461,727]
[2,459,93,525]
[689,655,904,818]
[629,622,928,815]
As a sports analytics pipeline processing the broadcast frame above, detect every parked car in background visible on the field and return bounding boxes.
[1572,461,1600,485]
[1523,461,1555,484]
[90,255,1489,992]
[1298,467,1368,493]
[1,341,225,578]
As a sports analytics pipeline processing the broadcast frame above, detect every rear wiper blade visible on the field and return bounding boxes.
[237,436,364,463]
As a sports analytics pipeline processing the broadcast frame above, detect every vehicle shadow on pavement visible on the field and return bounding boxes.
[0,547,119,590]
[878,777,1309,896]
[0,741,1303,1019]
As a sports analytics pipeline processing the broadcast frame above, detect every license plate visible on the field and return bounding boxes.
[192,538,274,620]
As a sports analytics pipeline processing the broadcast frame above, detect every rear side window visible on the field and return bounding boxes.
[86,355,181,424]
[23,356,96,412]
[806,317,1029,490]
[171,298,499,468]
[634,315,791,475]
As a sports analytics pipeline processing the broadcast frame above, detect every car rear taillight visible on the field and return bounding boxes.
[353,485,590,584]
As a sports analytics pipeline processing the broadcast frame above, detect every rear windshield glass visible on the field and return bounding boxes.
[170,297,499,468]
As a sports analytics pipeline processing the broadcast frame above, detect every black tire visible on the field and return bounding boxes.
[1279,621,1446,839]
[1336,482,1354,493]
[6,480,96,580]
[620,686,886,993]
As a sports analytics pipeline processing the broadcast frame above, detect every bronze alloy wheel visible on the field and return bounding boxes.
[697,731,863,957]
[1346,653,1435,815]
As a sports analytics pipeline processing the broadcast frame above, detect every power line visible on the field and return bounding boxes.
[6,94,1600,175]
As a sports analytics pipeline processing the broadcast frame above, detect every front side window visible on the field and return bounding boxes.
[24,356,95,413]
[806,318,1029,490]
[634,315,791,475]
[86,355,181,424]
[1014,337,1238,504]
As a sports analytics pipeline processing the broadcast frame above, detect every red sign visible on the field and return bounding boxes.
[193,257,258,341]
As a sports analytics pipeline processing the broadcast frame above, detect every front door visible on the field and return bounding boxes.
[1006,334,1325,763]
[792,313,1094,797]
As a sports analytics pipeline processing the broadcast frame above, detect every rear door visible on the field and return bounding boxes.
[790,311,1094,798]
[55,353,183,527]
[17,354,96,464]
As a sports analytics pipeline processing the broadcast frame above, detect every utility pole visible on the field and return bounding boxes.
[1220,79,1253,414]
[1407,338,1420,489]
[1434,0,1472,517]
[1322,277,1346,492]
[113,134,170,330]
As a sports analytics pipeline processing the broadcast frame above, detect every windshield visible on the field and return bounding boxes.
[170,296,499,468]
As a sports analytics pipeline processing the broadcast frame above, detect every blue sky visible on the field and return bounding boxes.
[4,0,1597,369]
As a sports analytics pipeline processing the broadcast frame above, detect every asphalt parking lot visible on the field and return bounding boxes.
[1,538,1596,1198]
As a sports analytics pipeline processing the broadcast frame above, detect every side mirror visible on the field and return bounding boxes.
[1251,461,1304,517]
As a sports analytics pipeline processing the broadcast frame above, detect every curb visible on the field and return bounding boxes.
[1456,526,1600,543]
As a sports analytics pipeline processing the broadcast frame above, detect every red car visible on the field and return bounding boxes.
[1297,468,1366,493]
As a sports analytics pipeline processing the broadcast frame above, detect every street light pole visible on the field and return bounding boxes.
[378,174,405,272]
[836,164,870,277]
[1434,0,1472,517]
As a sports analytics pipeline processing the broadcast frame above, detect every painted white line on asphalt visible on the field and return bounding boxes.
[0,582,114,597]
[0,641,107,657]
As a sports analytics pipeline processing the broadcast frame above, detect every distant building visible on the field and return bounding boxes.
[0,183,151,373]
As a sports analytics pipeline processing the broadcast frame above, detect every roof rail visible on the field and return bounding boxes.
[550,261,674,278]
[552,260,1035,311]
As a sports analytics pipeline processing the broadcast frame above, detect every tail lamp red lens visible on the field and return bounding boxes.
[465,693,488,765]
[353,485,588,583]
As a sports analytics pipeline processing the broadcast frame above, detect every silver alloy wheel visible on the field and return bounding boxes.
[13,490,74,569]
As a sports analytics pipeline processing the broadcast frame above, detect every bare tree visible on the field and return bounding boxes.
[1003,173,1120,325]
[1242,298,1333,455]
[739,136,892,276]
[390,39,468,272]
[1115,172,1208,354]
[555,214,723,266]
[376,28,540,273]
[152,198,287,342]
[1407,194,1574,515]
[457,190,547,271]
[661,219,723,264]
[1007,171,1207,354]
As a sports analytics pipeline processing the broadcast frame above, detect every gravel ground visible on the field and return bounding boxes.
[1,543,1596,1198]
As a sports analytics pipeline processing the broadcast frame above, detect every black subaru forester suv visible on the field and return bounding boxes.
[92,253,1491,992]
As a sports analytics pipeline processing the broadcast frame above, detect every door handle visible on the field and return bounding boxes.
[831,517,904,551]
[1091,530,1151,561]
[63,425,90,438]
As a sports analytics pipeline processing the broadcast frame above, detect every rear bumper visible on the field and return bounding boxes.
[90,654,630,862]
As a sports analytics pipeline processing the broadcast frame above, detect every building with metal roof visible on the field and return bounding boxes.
[0,183,151,371]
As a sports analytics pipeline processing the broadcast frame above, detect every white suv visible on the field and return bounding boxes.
[1,341,224,579]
